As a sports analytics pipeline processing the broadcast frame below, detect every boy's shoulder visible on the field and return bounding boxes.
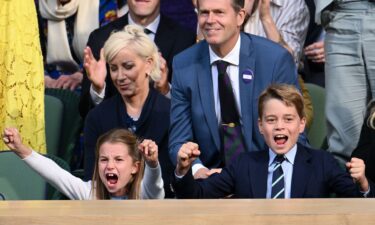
[296,144,341,170]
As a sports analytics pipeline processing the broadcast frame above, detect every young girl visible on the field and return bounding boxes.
[2,127,164,200]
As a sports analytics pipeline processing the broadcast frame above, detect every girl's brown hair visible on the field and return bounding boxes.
[91,129,145,199]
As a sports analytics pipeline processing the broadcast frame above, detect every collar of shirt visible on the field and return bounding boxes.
[266,144,297,198]
[128,14,160,37]
[110,195,128,200]
[272,0,284,7]
[208,35,241,66]
[268,144,297,166]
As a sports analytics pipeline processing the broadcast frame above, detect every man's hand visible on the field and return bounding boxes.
[193,167,210,179]
[53,71,83,90]
[346,157,369,193]
[304,41,325,63]
[83,47,107,93]
[176,142,200,177]
[194,168,222,179]
[45,75,57,88]
[153,53,170,95]
[138,139,159,168]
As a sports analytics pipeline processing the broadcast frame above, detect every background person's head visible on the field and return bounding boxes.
[197,0,245,12]
[196,0,246,57]
[103,25,161,98]
[258,84,306,155]
[127,0,160,26]
[92,129,145,199]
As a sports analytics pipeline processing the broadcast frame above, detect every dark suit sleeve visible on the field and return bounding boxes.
[167,30,195,82]
[167,31,195,82]
[155,16,196,82]
[172,164,237,199]
[322,151,366,197]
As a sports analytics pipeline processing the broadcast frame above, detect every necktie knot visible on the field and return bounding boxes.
[274,155,285,164]
[144,28,152,35]
[216,60,229,75]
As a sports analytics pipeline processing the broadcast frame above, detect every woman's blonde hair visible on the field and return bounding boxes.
[103,24,161,81]
[92,129,145,199]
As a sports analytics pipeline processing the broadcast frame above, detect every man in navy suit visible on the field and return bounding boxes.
[173,84,373,198]
[169,0,300,179]
[79,0,196,118]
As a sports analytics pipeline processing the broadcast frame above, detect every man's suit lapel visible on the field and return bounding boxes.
[238,33,256,151]
[197,42,221,150]
[250,151,268,198]
[154,15,173,60]
[291,144,313,198]
[113,14,129,31]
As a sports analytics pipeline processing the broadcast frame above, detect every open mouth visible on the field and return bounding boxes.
[106,173,118,185]
[274,134,288,145]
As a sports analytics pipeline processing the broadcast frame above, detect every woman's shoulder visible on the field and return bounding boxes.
[87,95,120,116]
[150,88,171,109]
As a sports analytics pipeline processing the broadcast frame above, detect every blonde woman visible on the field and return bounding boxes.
[3,127,164,200]
[83,25,174,198]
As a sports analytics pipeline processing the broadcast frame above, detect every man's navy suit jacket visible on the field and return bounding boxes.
[173,144,374,198]
[169,32,299,168]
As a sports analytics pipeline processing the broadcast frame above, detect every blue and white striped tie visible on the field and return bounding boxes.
[271,155,285,199]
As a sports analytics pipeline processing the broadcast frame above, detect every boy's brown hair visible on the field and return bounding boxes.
[258,84,305,119]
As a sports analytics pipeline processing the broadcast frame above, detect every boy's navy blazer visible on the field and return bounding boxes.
[173,144,375,198]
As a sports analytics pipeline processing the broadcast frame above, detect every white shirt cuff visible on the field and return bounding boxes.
[174,171,185,179]
[361,186,371,197]
[192,163,206,176]
[164,83,171,99]
[174,163,207,179]
[89,83,106,105]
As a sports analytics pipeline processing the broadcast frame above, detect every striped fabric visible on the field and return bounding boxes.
[243,0,310,63]
[271,155,286,199]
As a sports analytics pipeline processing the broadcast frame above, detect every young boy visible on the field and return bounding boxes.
[173,84,373,198]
